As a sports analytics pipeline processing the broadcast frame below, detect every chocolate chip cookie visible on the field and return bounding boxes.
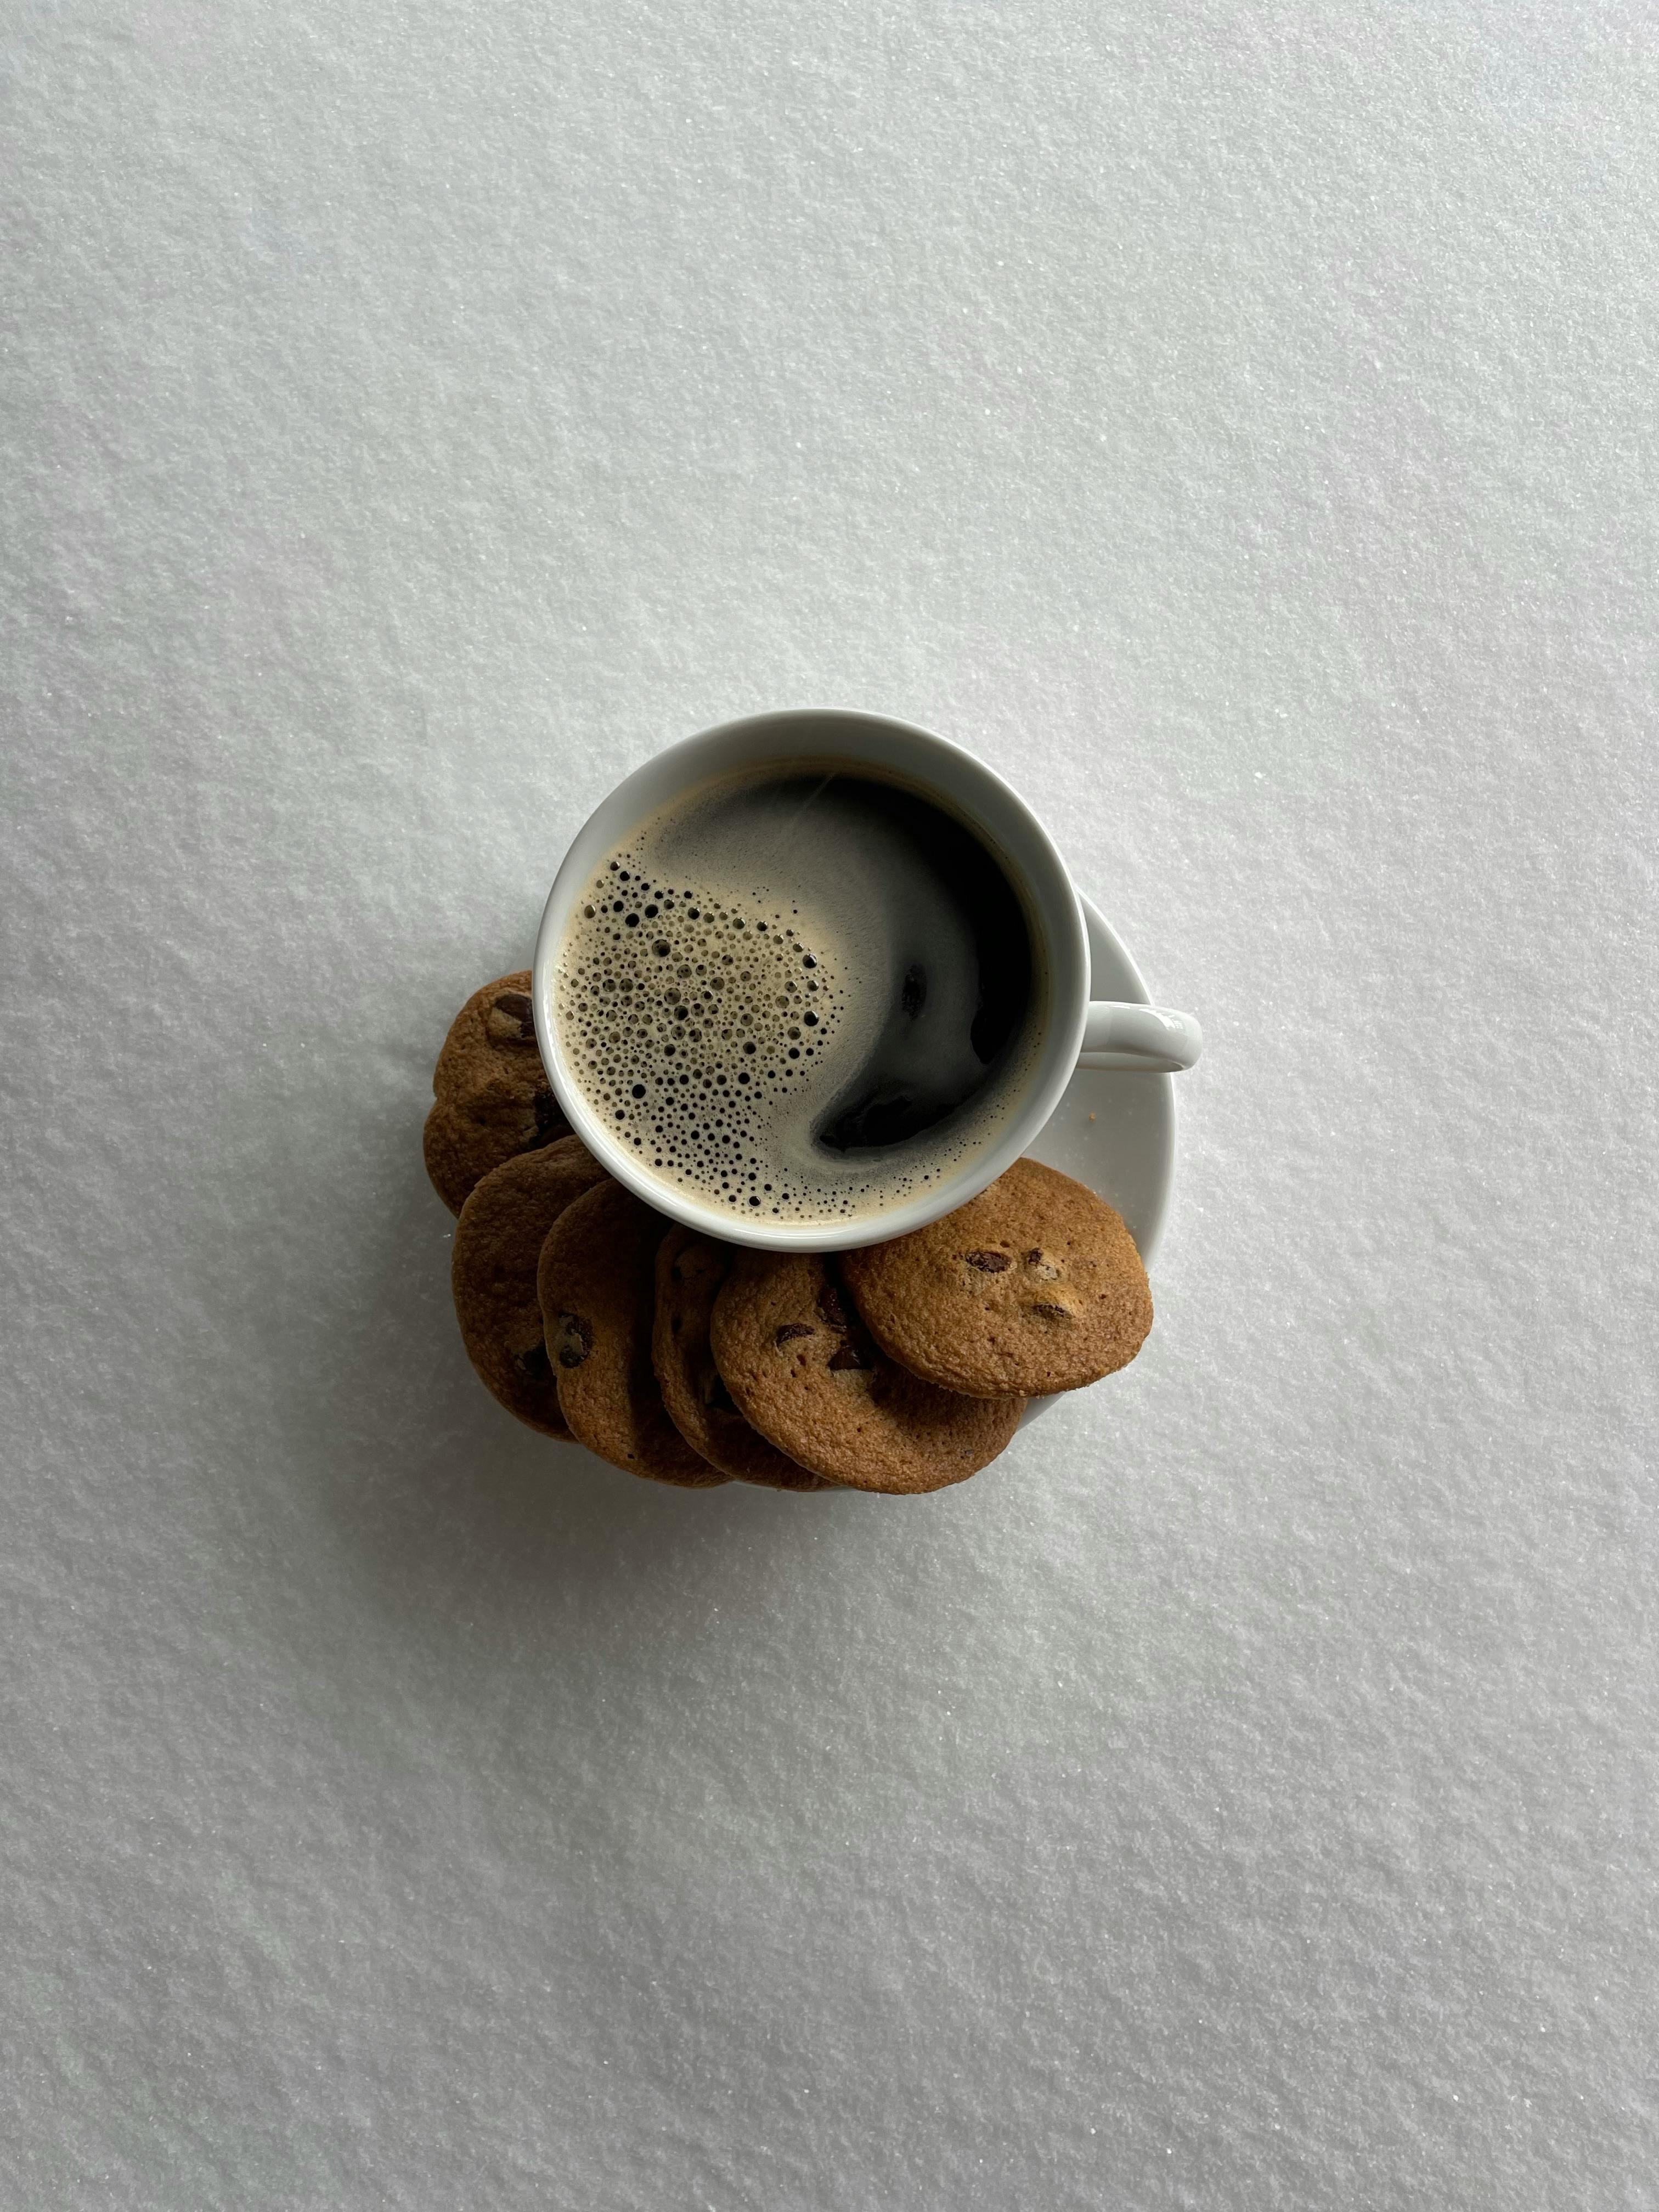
[709,1251,1022,1494]
[538,1181,729,1487]
[841,1157,1152,1398]
[450,1137,610,1436]
[424,969,572,1215]
[653,1229,831,1492]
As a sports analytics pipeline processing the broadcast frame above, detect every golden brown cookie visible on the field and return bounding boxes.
[841,1157,1152,1398]
[538,1182,728,1487]
[450,1138,609,1436]
[709,1251,1022,1494]
[652,1229,831,1492]
[424,969,572,1215]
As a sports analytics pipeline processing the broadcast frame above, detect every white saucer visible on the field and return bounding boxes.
[1019,894,1176,1426]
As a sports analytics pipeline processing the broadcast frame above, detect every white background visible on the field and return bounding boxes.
[4,5,1655,2207]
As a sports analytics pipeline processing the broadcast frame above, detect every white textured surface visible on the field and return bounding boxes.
[4,4,1656,2205]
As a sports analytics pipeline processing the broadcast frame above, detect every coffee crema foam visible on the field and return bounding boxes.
[553,770,1039,1224]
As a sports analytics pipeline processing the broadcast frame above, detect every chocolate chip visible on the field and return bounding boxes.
[531,1088,568,1146]
[490,990,537,1043]
[775,1322,814,1346]
[964,1249,1012,1273]
[554,1313,593,1368]
[1026,1301,1076,1323]
[815,1281,850,1327]
[827,1344,870,1371]
[512,1339,552,1380]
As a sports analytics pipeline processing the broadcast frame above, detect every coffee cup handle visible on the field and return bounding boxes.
[1077,1001,1203,1074]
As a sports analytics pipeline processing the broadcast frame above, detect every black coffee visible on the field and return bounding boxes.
[554,767,1040,1224]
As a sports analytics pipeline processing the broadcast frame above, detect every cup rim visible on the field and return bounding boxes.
[531,708,1088,1251]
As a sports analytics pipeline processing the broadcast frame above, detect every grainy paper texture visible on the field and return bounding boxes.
[3,4,1655,2205]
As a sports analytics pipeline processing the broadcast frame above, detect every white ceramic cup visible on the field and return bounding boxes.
[532,708,1201,1252]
